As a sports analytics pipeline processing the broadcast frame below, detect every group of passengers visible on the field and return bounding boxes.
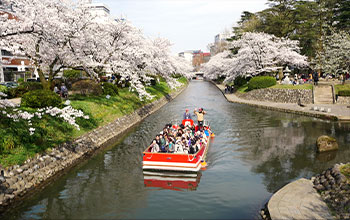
[149,123,208,154]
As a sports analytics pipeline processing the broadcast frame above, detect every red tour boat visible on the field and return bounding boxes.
[142,119,213,172]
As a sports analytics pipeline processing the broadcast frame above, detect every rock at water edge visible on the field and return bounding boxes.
[316,135,339,153]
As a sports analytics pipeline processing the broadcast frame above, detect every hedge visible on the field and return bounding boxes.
[338,90,350,96]
[8,82,43,98]
[102,82,118,96]
[22,90,62,108]
[248,76,276,91]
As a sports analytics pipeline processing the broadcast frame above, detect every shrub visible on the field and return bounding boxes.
[21,90,62,108]
[17,78,24,84]
[0,85,8,94]
[338,90,350,96]
[71,80,102,96]
[8,82,43,98]
[102,82,119,96]
[63,69,81,79]
[234,75,248,87]
[248,76,276,91]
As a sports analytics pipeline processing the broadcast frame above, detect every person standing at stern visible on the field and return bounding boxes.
[194,108,206,128]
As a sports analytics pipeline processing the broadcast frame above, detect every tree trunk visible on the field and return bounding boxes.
[37,68,50,90]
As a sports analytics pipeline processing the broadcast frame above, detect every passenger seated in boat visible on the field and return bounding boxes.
[150,140,160,153]
[155,135,161,147]
[168,140,175,153]
[159,134,167,152]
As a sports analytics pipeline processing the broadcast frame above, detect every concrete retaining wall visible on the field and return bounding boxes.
[0,85,187,212]
[237,88,313,104]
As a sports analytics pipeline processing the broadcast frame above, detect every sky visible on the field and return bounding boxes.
[96,0,269,54]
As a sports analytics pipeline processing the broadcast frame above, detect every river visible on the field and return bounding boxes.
[4,81,350,219]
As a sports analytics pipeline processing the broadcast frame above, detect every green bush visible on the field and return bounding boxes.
[71,80,102,96]
[8,82,43,98]
[338,90,350,96]
[102,82,119,96]
[0,85,8,94]
[63,69,81,79]
[21,90,62,108]
[234,75,248,87]
[248,76,276,91]
[17,78,24,84]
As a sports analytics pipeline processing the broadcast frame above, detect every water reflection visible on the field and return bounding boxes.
[143,171,202,191]
[232,108,350,193]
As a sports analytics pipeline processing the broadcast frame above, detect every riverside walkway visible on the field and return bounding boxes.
[215,84,350,121]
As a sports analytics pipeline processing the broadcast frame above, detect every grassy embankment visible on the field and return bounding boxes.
[237,83,313,94]
[0,77,187,167]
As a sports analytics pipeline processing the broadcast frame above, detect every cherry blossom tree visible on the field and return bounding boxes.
[1,0,191,98]
[203,32,308,82]
[316,29,350,75]
[1,0,94,89]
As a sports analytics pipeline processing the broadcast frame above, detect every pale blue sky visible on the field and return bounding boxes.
[96,0,269,54]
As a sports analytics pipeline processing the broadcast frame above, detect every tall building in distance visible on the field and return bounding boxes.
[208,31,230,56]
[84,1,110,21]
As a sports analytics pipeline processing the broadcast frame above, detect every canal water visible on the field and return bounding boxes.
[4,81,350,219]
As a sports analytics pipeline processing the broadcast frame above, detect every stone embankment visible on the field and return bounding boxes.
[237,88,313,104]
[0,85,187,213]
[337,96,350,105]
[262,163,350,220]
[312,163,350,219]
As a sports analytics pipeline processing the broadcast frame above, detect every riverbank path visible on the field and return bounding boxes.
[215,84,350,121]
[267,178,333,219]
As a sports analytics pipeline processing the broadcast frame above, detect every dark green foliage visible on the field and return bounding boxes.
[71,80,102,96]
[102,82,119,96]
[248,76,276,91]
[8,82,43,98]
[338,90,350,96]
[63,69,81,79]
[234,76,248,87]
[21,90,62,108]
[0,112,74,167]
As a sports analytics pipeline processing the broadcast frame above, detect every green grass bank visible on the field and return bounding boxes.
[0,77,187,167]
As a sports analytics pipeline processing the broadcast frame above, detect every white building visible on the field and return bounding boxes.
[178,50,201,63]
[84,1,110,21]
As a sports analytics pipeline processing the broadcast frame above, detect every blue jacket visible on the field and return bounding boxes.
[183,112,192,120]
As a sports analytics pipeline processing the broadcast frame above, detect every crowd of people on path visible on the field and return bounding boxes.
[149,108,208,154]
[279,72,350,86]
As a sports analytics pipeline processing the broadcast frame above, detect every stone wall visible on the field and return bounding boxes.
[0,86,187,212]
[337,96,350,105]
[237,88,313,104]
[312,163,350,219]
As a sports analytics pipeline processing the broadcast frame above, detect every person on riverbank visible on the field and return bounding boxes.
[194,108,206,129]
[313,72,319,86]
[183,109,192,120]
[60,83,68,98]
